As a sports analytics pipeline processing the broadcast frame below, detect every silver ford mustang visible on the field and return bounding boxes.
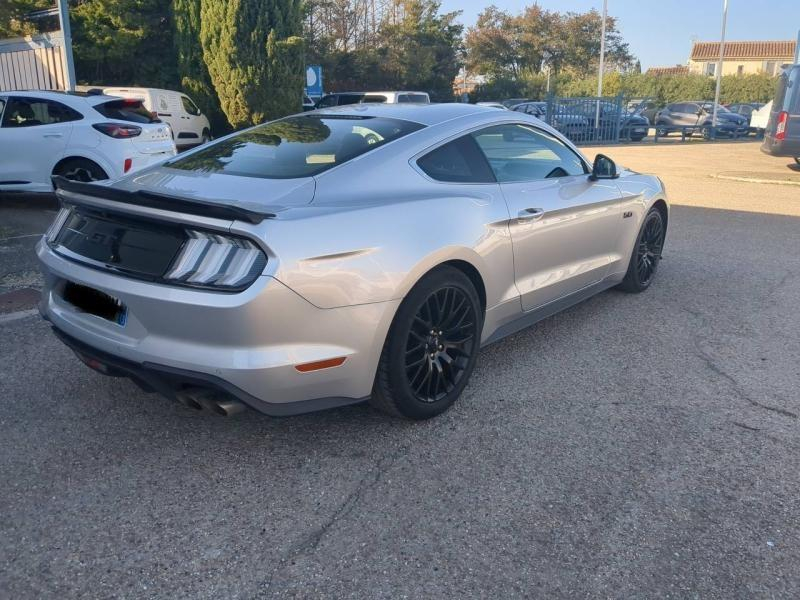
[37,103,668,419]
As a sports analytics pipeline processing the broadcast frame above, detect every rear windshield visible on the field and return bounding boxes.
[398,94,429,103]
[94,99,158,123]
[164,114,424,179]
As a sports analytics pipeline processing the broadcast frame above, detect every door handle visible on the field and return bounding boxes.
[43,133,63,138]
[517,208,545,222]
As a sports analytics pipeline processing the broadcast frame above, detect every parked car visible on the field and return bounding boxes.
[568,100,650,142]
[501,98,530,109]
[762,64,800,165]
[627,99,661,124]
[39,103,668,419]
[102,87,212,148]
[727,102,765,122]
[316,91,430,108]
[476,102,508,110]
[303,95,316,111]
[655,101,749,138]
[0,91,175,192]
[512,101,591,141]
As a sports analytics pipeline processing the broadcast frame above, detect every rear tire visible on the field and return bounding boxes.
[201,128,211,144]
[617,208,666,293]
[53,158,108,183]
[370,266,482,420]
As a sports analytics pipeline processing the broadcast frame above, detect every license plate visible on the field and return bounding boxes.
[62,282,127,326]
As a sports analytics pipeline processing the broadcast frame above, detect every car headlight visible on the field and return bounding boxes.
[164,230,267,289]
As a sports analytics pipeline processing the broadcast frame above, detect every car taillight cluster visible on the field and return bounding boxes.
[164,230,267,289]
[776,111,789,141]
[92,123,142,139]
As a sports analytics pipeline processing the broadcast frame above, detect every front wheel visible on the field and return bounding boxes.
[370,266,482,420]
[618,208,666,293]
[795,157,800,166]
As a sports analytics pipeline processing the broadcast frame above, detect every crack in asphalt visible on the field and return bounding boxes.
[681,306,798,420]
[261,442,409,593]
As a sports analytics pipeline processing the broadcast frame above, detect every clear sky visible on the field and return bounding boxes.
[439,0,800,69]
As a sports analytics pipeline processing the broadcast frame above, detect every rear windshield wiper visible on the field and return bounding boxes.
[52,176,274,225]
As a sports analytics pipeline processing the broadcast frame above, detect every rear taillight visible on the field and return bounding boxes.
[776,111,789,141]
[123,158,133,173]
[92,123,142,138]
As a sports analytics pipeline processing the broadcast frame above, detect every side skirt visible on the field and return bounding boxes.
[481,274,623,348]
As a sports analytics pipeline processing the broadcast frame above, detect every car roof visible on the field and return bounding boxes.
[313,102,493,126]
[0,89,121,106]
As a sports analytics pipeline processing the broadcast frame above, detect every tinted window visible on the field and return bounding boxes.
[317,95,338,108]
[398,94,428,104]
[362,95,388,103]
[417,136,495,183]
[0,98,5,119]
[181,96,201,116]
[337,94,364,106]
[472,124,586,183]
[1,97,82,127]
[94,99,157,123]
[165,114,424,179]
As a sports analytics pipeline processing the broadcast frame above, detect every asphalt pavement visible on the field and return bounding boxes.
[1,142,799,598]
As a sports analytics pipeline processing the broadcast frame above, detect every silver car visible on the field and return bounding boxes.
[37,103,668,419]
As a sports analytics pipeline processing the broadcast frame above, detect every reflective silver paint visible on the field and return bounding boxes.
[37,103,668,415]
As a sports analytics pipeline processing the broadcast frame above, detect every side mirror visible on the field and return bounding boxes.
[589,154,618,180]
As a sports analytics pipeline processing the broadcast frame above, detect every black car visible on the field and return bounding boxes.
[727,102,765,124]
[568,100,650,142]
[655,101,749,138]
[761,64,800,165]
[512,101,591,141]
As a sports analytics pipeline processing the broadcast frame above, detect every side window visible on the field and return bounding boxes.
[417,136,495,183]
[0,98,5,123]
[181,96,201,116]
[317,95,337,108]
[472,123,587,183]
[362,95,388,103]
[1,97,81,128]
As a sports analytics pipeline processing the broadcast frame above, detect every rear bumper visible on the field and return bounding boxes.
[761,137,800,157]
[37,239,399,415]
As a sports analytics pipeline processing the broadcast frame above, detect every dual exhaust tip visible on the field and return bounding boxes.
[175,387,246,417]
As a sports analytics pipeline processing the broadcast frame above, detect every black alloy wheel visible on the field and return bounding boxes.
[618,208,666,293]
[636,211,665,286]
[404,286,478,404]
[371,266,482,419]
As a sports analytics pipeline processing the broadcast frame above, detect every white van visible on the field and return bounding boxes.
[102,87,212,149]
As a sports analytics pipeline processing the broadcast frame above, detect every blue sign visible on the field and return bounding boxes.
[306,65,323,97]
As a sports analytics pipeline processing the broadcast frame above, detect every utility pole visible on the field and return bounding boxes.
[56,0,76,91]
[595,0,607,136]
[711,0,728,136]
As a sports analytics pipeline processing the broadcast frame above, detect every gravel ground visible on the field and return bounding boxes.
[1,142,799,598]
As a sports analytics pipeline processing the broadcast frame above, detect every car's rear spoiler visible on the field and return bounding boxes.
[51,176,275,225]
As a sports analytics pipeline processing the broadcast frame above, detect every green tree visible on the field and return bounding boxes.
[200,0,305,128]
[70,0,178,87]
[0,0,51,38]
[380,0,463,101]
[173,0,228,132]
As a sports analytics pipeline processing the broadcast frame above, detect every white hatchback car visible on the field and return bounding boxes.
[0,91,176,193]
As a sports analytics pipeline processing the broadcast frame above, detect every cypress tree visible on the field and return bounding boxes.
[199,0,305,129]
[174,0,228,132]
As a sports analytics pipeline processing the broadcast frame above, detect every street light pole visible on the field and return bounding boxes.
[711,0,728,135]
[56,0,76,91]
[595,0,607,136]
